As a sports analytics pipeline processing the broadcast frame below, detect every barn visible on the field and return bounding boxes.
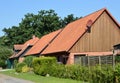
[40,8,120,65]
[10,8,120,66]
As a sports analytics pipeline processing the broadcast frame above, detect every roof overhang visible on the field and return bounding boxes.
[71,52,113,56]
[42,51,69,55]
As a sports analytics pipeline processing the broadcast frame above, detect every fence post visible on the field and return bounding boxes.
[98,56,101,65]
[113,50,116,70]
[112,54,115,70]
[87,54,91,82]
[87,55,90,69]
[98,56,101,69]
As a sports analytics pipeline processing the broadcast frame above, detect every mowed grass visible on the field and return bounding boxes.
[0,69,84,83]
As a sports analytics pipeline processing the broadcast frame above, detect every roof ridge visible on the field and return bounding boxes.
[83,8,106,18]
[104,8,120,28]
[24,29,62,56]
[64,8,106,27]
[39,29,62,39]
[41,8,114,54]
[40,29,63,54]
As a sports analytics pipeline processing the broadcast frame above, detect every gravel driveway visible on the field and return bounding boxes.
[0,74,34,83]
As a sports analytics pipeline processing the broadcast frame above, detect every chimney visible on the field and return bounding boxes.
[32,35,36,39]
[86,19,93,33]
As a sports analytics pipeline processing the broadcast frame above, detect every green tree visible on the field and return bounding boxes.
[61,14,81,27]
[0,46,13,68]
[2,9,80,47]
[3,10,62,47]
[3,26,21,46]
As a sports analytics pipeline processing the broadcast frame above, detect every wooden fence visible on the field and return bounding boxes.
[74,55,116,68]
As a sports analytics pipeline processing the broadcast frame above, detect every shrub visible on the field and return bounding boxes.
[0,60,6,69]
[62,65,89,81]
[22,65,30,73]
[32,57,119,83]
[13,59,18,68]
[32,58,40,75]
[0,46,13,69]
[52,64,114,82]
[32,57,90,81]
[115,56,120,63]
[32,57,57,76]
[15,62,27,73]
[114,63,120,82]
[89,65,114,83]
[51,64,65,78]
[23,56,35,67]
[0,46,13,60]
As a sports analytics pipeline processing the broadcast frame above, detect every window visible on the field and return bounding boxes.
[74,55,88,66]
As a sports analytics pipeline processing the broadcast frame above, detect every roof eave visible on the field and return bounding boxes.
[42,51,69,55]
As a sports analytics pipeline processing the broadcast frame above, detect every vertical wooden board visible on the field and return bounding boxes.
[70,11,120,53]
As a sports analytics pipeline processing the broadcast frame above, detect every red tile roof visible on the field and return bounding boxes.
[24,29,62,56]
[24,37,39,46]
[14,44,24,50]
[10,8,120,58]
[14,36,39,51]
[10,36,39,58]
[9,54,16,59]
[13,45,29,58]
[42,8,120,54]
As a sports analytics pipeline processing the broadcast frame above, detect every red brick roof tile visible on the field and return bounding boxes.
[42,8,119,54]
[10,36,39,58]
[24,29,62,56]
[14,44,24,50]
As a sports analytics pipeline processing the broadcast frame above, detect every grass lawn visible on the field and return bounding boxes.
[0,69,85,83]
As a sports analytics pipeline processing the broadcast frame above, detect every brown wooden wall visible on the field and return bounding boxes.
[70,11,120,53]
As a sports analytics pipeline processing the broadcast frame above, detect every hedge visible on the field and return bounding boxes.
[15,62,27,73]
[32,57,120,83]
[32,57,57,76]
[32,57,90,81]
[0,60,6,68]
[23,56,35,67]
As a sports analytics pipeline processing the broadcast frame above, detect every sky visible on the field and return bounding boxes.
[0,0,120,36]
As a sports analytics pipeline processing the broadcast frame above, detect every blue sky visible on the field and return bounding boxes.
[0,0,120,36]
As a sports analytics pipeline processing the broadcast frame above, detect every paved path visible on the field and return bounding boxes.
[0,74,34,83]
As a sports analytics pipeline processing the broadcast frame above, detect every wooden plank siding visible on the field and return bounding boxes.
[70,11,120,53]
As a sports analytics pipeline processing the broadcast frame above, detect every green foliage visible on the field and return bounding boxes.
[115,55,120,63]
[32,57,90,81]
[32,57,57,76]
[51,64,65,78]
[13,59,18,68]
[0,46,13,60]
[114,63,120,82]
[32,57,120,83]
[89,66,114,83]
[0,60,6,68]
[22,65,30,73]
[23,56,35,67]
[15,62,27,73]
[0,36,7,46]
[1,9,80,47]
[0,46,13,68]
[1,69,84,83]
[61,14,80,27]
[51,65,89,81]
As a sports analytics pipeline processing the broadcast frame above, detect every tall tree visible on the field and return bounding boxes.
[2,9,80,47]
[3,10,61,47]
[61,14,81,27]
[0,46,13,68]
